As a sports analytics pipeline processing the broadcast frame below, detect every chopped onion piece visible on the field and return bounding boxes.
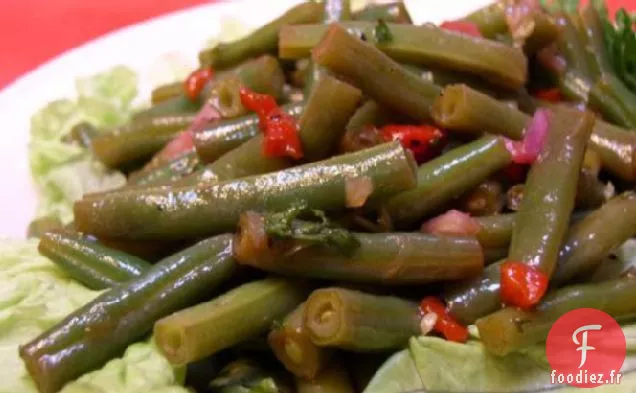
[504,108,550,164]
[420,312,438,336]
[421,210,480,236]
[345,176,374,208]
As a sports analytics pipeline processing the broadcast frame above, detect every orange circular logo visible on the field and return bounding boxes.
[546,308,625,388]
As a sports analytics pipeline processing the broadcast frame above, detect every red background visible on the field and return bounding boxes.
[0,0,633,89]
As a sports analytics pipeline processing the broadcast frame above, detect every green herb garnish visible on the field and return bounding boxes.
[265,202,360,255]
[374,19,393,44]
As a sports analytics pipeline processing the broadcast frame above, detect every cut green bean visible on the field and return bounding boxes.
[590,73,636,128]
[194,102,304,163]
[312,24,441,121]
[283,22,527,89]
[74,142,416,240]
[304,288,420,351]
[557,14,594,81]
[476,276,636,356]
[431,84,528,139]
[353,2,412,24]
[128,149,202,186]
[38,231,151,290]
[154,278,306,366]
[91,113,196,168]
[19,234,236,393]
[553,192,636,285]
[433,84,636,182]
[475,214,515,249]
[579,6,613,78]
[234,213,484,284]
[268,303,333,379]
[151,81,184,105]
[339,101,389,153]
[133,95,201,120]
[177,74,361,186]
[63,122,99,148]
[199,2,324,69]
[295,363,355,393]
[444,261,503,325]
[457,180,504,216]
[386,136,512,228]
[27,216,64,239]
[509,107,595,277]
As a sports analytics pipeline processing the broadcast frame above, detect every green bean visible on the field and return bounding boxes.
[74,142,416,240]
[304,288,420,351]
[457,180,505,216]
[234,213,484,284]
[199,2,324,69]
[339,101,388,153]
[505,184,525,211]
[19,234,236,393]
[268,303,333,379]
[27,216,64,239]
[295,363,355,393]
[353,2,412,24]
[553,192,636,285]
[38,231,151,290]
[575,149,607,210]
[557,14,594,81]
[431,84,528,139]
[413,65,506,98]
[434,84,636,182]
[304,0,351,95]
[91,114,195,168]
[151,81,184,105]
[154,278,305,366]
[283,22,527,90]
[444,261,503,325]
[128,149,201,186]
[475,214,515,250]
[133,95,201,120]
[509,107,595,277]
[311,24,441,121]
[63,121,99,148]
[194,102,304,164]
[209,358,294,393]
[177,74,362,186]
[476,276,636,356]
[579,6,613,78]
[386,136,512,228]
[591,73,636,128]
[467,3,560,54]
[557,69,592,104]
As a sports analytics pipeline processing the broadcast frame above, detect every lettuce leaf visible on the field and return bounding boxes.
[28,66,137,224]
[0,239,186,393]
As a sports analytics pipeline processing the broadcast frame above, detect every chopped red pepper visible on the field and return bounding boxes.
[419,297,469,343]
[440,20,482,38]
[534,88,562,103]
[500,261,549,309]
[184,67,214,101]
[240,88,303,159]
[381,124,446,164]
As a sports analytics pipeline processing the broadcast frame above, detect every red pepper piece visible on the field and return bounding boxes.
[240,88,303,160]
[500,261,549,309]
[380,124,446,164]
[184,67,214,101]
[419,296,469,343]
[534,88,562,103]
[440,20,482,37]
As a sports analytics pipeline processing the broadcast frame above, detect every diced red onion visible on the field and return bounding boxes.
[420,210,481,236]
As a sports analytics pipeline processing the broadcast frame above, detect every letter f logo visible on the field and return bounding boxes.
[573,324,602,368]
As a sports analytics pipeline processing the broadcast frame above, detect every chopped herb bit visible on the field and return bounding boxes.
[374,19,393,44]
[265,202,361,255]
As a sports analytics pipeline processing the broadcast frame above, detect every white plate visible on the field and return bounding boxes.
[0,0,490,239]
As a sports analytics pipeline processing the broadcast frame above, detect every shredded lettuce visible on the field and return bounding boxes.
[0,240,186,393]
[28,66,137,224]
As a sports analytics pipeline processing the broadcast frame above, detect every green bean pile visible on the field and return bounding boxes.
[22,1,636,392]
